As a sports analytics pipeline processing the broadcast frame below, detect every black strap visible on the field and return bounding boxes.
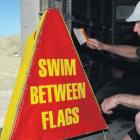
[128,127,140,140]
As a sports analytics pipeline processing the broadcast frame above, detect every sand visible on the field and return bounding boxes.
[0,35,21,127]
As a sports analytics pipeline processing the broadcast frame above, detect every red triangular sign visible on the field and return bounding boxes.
[11,9,107,139]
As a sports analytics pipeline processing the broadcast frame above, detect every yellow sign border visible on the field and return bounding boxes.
[1,11,47,140]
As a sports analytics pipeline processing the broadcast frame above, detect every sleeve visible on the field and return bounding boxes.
[136,47,140,58]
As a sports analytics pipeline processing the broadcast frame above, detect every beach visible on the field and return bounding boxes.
[0,35,21,127]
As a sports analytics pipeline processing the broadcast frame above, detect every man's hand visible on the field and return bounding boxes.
[101,95,119,115]
[87,38,106,50]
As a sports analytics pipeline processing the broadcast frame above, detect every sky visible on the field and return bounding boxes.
[0,0,20,36]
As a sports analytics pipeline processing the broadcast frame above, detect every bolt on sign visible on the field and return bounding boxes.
[1,9,107,140]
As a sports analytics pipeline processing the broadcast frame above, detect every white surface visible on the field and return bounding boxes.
[21,0,40,49]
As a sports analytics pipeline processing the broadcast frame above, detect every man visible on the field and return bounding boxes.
[87,1,140,140]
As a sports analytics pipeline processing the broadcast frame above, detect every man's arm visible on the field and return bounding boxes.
[101,94,140,115]
[87,38,138,59]
[117,94,140,109]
